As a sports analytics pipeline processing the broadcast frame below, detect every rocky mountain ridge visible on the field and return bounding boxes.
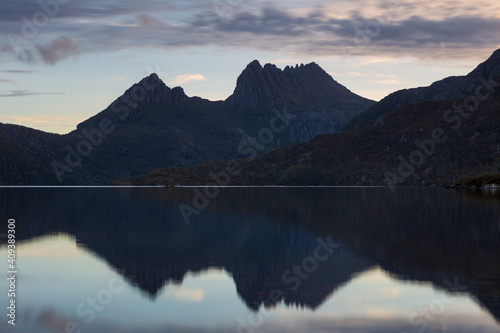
[122,53,500,186]
[227,60,373,114]
[0,61,374,185]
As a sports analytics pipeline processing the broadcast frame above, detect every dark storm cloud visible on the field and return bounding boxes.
[185,9,500,52]
[111,8,499,58]
[371,15,500,46]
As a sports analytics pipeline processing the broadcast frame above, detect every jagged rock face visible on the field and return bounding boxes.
[121,74,188,107]
[51,61,374,185]
[345,49,500,130]
[225,60,374,141]
[226,60,374,113]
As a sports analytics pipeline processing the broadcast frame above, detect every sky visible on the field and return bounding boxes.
[0,0,500,134]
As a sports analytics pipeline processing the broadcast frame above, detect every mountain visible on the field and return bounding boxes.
[124,93,500,187]
[121,50,500,186]
[0,123,73,184]
[67,74,244,182]
[227,60,374,140]
[0,61,373,185]
[228,61,372,111]
[3,50,500,186]
[344,49,500,130]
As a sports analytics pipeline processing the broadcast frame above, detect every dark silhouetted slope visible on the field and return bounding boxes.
[345,49,500,130]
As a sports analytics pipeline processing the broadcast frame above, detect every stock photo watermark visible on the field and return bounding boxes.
[214,0,245,21]
[339,0,401,62]
[5,219,17,326]
[178,107,290,224]
[233,236,340,333]
[7,0,72,57]
[53,277,126,333]
[384,71,500,190]
[403,278,467,333]
[51,69,166,183]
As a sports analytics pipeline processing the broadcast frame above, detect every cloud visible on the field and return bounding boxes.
[329,72,367,78]
[2,36,82,65]
[0,1,499,64]
[136,13,170,29]
[371,79,402,85]
[89,8,500,61]
[165,74,207,85]
[328,71,402,87]
[0,79,14,83]
[191,10,500,59]
[0,0,189,21]
[0,90,64,98]
[329,71,400,79]
[35,36,82,65]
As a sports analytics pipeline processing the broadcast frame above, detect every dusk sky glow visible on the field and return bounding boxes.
[1,0,500,133]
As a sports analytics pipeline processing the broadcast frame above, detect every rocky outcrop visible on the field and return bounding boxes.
[120,74,189,108]
[226,60,374,114]
[225,60,374,140]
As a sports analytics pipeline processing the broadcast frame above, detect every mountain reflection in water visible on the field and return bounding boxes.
[1,187,499,332]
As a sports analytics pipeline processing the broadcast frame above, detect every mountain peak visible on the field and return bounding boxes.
[247,60,262,69]
[134,72,164,88]
[121,73,188,107]
[226,60,373,112]
[76,74,187,130]
[304,62,321,70]
[263,63,278,71]
[489,48,500,60]
[147,72,160,80]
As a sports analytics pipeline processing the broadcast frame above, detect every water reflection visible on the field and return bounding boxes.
[1,187,499,332]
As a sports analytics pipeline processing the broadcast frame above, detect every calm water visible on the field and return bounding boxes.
[1,187,500,333]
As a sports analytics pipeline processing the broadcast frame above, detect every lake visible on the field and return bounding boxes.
[1,187,500,333]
